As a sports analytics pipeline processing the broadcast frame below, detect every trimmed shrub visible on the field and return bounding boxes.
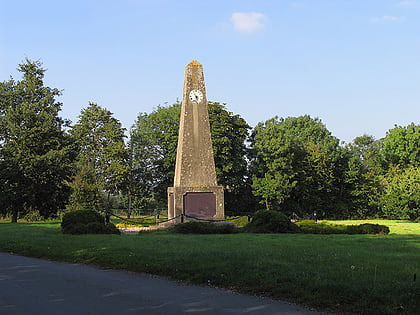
[297,221,390,235]
[104,223,121,235]
[174,221,237,234]
[244,210,300,233]
[297,220,347,234]
[346,223,390,235]
[62,210,103,229]
[86,222,106,234]
[64,223,89,235]
[61,209,120,235]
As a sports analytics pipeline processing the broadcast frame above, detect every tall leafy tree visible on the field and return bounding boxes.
[381,165,419,220]
[250,115,344,218]
[344,135,382,218]
[0,59,73,222]
[129,102,252,213]
[208,102,253,213]
[382,123,419,169]
[129,103,180,209]
[378,123,420,220]
[69,103,128,210]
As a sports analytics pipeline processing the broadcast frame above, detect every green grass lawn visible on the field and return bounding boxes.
[0,221,419,314]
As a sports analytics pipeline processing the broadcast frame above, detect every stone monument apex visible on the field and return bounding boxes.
[168,60,224,222]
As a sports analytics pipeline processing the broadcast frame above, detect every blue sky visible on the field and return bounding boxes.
[1,0,419,143]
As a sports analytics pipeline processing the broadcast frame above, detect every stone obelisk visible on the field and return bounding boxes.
[167,60,224,222]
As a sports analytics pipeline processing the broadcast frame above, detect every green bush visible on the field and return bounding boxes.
[86,222,106,234]
[346,223,390,235]
[244,210,300,233]
[296,220,390,235]
[61,209,120,235]
[64,223,89,234]
[297,220,347,234]
[104,223,121,234]
[174,221,238,234]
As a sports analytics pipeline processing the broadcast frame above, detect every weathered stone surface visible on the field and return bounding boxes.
[168,60,224,222]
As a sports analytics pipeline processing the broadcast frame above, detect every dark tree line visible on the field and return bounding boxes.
[1,60,419,222]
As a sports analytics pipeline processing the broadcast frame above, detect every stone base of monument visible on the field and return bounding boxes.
[167,186,224,224]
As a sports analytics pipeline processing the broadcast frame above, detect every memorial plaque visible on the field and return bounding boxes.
[184,192,216,218]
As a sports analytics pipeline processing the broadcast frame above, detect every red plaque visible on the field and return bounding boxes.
[184,192,216,218]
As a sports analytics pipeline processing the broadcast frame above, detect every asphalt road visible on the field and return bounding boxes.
[0,252,321,314]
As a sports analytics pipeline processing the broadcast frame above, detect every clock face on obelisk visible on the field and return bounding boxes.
[189,89,203,103]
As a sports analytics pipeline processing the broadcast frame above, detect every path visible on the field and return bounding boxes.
[0,252,322,314]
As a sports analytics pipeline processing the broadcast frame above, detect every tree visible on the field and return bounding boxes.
[129,103,180,209]
[69,103,128,210]
[344,135,382,218]
[0,59,73,221]
[208,102,254,213]
[377,123,420,220]
[67,162,103,211]
[250,115,344,218]
[382,123,419,169]
[381,165,419,220]
[129,102,252,213]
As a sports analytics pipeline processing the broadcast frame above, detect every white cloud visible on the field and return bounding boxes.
[383,16,400,21]
[371,15,403,23]
[230,12,267,33]
[397,1,420,7]
[291,2,305,8]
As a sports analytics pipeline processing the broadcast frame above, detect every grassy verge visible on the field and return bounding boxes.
[0,222,419,314]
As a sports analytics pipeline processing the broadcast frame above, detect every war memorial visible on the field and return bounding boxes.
[167,60,224,223]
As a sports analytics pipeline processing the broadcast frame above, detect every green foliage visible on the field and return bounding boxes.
[173,221,238,234]
[0,59,73,221]
[23,210,43,222]
[129,103,181,209]
[346,223,390,235]
[208,102,255,213]
[381,165,419,220]
[61,209,120,235]
[69,103,128,210]
[61,209,103,228]
[103,223,121,234]
[67,162,104,211]
[343,135,383,218]
[297,220,389,235]
[250,115,344,218]
[329,219,420,234]
[382,123,419,169]
[244,210,300,233]
[343,126,420,220]
[297,220,347,234]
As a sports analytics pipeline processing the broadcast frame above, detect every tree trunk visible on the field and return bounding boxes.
[11,210,18,223]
